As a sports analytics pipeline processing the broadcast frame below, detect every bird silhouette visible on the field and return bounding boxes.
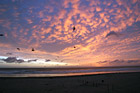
[32,48,35,51]
[17,48,20,51]
[73,26,75,31]
[0,34,4,36]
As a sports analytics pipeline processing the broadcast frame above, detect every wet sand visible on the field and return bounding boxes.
[0,72,140,93]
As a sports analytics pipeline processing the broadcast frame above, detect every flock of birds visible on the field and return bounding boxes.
[0,34,36,51]
[1,25,120,64]
[0,26,77,50]
[0,26,77,63]
[16,47,35,51]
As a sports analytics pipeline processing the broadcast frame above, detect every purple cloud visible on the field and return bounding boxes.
[27,59,37,62]
[1,57,25,63]
[97,59,140,64]
[45,59,51,62]
[106,31,120,38]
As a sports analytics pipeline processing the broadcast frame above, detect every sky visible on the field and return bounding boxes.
[0,0,140,68]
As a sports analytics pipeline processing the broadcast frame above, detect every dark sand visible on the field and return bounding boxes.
[0,72,140,93]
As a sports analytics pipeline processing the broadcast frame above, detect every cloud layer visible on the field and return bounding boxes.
[1,57,25,63]
[0,0,140,67]
[97,59,140,66]
[0,57,38,63]
[106,31,120,37]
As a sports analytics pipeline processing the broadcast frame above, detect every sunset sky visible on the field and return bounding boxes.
[0,0,140,68]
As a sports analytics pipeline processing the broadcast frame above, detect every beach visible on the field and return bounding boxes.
[0,72,140,93]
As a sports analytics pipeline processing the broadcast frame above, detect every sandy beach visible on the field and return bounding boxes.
[0,72,140,93]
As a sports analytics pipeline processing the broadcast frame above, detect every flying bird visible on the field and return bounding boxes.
[32,48,35,51]
[73,26,76,31]
[74,46,76,48]
[0,34,4,36]
[17,48,20,51]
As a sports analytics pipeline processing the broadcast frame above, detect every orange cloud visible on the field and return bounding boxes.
[0,0,140,67]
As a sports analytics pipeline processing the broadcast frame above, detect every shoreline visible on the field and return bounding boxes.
[0,70,140,78]
[0,72,140,93]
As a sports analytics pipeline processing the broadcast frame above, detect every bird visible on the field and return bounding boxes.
[73,26,76,31]
[17,48,20,51]
[32,48,35,51]
[0,34,4,36]
[74,46,76,48]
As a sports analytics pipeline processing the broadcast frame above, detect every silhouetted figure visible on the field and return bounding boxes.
[73,26,75,31]
[17,48,20,51]
[0,34,4,36]
[32,48,35,51]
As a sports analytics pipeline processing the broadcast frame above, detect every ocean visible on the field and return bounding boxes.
[0,66,140,77]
